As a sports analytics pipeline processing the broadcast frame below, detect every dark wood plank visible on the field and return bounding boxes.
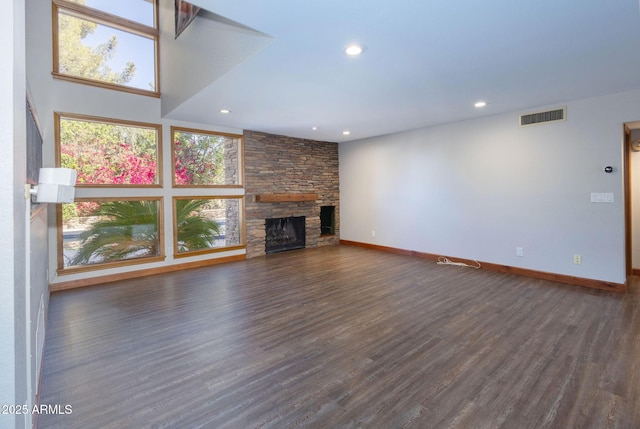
[38,245,640,428]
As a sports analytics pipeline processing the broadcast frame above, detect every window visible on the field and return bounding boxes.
[60,198,163,271]
[52,0,159,96]
[56,113,162,187]
[173,197,245,257]
[172,127,243,187]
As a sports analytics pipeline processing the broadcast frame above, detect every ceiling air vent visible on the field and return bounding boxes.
[519,107,566,127]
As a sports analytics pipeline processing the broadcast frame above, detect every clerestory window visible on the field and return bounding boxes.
[52,0,159,96]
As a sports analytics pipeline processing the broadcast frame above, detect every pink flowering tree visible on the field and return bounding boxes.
[60,119,158,219]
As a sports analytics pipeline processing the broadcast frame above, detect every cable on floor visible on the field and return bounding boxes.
[437,256,481,269]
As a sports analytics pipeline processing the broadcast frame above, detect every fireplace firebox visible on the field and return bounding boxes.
[265,216,306,254]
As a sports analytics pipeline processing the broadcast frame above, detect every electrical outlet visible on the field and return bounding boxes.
[573,254,582,265]
[516,247,523,257]
[371,230,376,237]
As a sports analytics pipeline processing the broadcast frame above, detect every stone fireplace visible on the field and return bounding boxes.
[244,130,340,257]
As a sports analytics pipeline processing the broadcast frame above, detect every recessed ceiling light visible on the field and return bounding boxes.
[342,130,351,136]
[344,44,364,56]
[219,109,231,114]
[474,101,487,108]
[312,126,318,130]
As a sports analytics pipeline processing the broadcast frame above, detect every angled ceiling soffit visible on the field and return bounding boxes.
[160,7,273,117]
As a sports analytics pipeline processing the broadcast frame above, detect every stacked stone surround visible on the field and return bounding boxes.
[244,130,340,258]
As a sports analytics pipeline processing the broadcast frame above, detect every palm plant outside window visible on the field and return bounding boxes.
[64,199,162,267]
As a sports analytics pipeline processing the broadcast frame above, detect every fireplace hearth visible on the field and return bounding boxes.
[265,216,306,254]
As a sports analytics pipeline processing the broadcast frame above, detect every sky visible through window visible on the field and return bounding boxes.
[79,0,155,91]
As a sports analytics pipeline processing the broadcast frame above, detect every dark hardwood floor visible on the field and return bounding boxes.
[39,245,640,428]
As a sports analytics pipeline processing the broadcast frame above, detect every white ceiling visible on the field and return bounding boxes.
[161,0,640,142]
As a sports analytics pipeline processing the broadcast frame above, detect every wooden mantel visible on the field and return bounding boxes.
[255,193,318,203]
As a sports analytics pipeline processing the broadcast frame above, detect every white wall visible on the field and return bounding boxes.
[340,91,640,284]
[29,207,49,412]
[1,0,28,428]
[26,0,246,287]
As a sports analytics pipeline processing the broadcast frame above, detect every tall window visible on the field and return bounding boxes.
[52,0,159,96]
[56,113,164,272]
[172,127,245,257]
